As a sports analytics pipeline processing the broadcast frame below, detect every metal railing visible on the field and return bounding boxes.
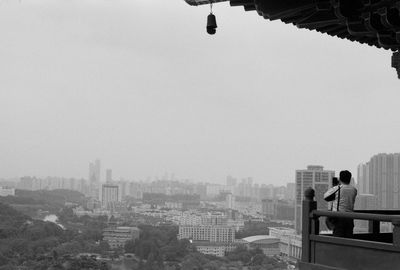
[300,188,400,270]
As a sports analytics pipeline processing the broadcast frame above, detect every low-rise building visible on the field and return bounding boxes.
[193,241,239,257]
[269,227,302,260]
[73,206,111,218]
[179,224,237,257]
[0,187,15,197]
[178,225,235,242]
[227,219,245,232]
[201,214,228,226]
[242,235,280,256]
[103,226,140,249]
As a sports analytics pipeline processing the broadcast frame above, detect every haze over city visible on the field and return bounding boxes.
[2,1,400,270]
[1,0,400,184]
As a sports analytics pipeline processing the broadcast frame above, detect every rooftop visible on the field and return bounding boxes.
[242,235,280,243]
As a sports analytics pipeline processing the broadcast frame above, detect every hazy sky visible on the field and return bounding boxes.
[0,0,399,185]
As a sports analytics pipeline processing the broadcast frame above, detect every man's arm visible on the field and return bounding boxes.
[324,186,339,202]
[352,188,358,205]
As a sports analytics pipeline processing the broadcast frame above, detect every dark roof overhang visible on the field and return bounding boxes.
[184,0,400,78]
[230,0,400,51]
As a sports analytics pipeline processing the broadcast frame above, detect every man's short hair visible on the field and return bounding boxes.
[339,170,352,184]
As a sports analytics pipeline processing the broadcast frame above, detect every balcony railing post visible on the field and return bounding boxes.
[368,220,380,236]
[301,187,317,263]
[392,219,400,247]
[311,215,320,236]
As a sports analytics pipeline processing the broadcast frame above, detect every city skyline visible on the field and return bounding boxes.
[0,0,399,269]
[1,0,400,185]
[0,155,395,185]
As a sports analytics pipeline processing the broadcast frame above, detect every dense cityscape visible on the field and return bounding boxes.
[1,0,399,268]
[0,153,398,269]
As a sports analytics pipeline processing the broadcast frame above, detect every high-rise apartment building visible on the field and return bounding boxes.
[358,153,400,209]
[262,199,275,218]
[262,199,295,221]
[237,178,254,198]
[106,169,112,183]
[355,194,378,210]
[354,194,378,232]
[226,193,235,209]
[286,183,295,201]
[295,165,335,234]
[205,184,224,197]
[101,184,119,210]
[89,159,101,199]
[259,184,274,199]
[226,176,237,187]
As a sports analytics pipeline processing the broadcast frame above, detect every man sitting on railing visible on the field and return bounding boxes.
[324,170,358,238]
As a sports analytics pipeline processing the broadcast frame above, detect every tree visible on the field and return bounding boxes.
[0,252,9,267]
[124,239,135,254]
[250,253,266,266]
[203,260,221,270]
[181,253,210,270]
[144,252,163,270]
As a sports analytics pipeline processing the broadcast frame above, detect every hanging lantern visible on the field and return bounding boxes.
[207,13,217,35]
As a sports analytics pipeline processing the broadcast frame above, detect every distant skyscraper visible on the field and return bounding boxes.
[238,177,253,197]
[102,184,119,210]
[106,169,112,183]
[226,193,235,209]
[247,177,253,186]
[357,163,370,194]
[259,184,274,199]
[262,199,295,221]
[355,194,378,210]
[358,153,400,209]
[354,193,378,232]
[226,176,237,187]
[286,183,295,201]
[89,159,101,199]
[262,199,275,219]
[273,186,286,200]
[295,165,335,234]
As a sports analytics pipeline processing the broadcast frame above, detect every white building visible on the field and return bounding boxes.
[242,235,281,256]
[193,242,238,257]
[0,187,15,197]
[178,225,235,243]
[269,227,302,260]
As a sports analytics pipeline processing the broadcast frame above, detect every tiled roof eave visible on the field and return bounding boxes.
[230,0,400,51]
